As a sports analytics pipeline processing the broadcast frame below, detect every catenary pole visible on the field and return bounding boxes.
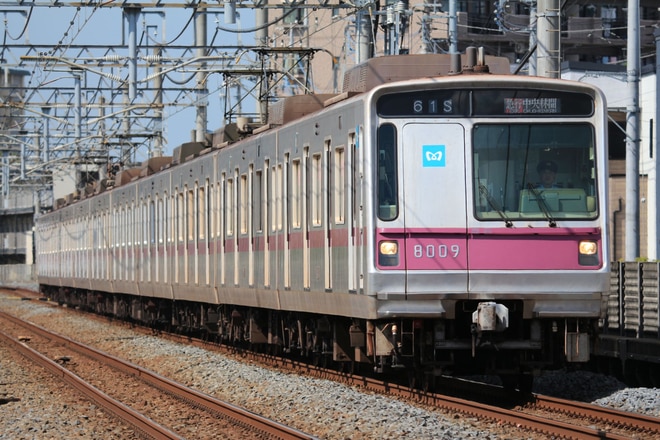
[625,0,640,261]
[536,0,560,79]
[654,28,660,259]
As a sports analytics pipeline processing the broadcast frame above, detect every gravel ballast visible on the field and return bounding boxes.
[1,294,658,439]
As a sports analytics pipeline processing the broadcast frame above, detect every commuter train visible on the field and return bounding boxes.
[594,261,660,387]
[35,49,610,389]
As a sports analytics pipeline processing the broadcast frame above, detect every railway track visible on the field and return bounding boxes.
[0,310,316,440]
[128,323,660,439]
[523,394,660,438]
[97,319,660,439]
[4,290,660,439]
[309,371,660,439]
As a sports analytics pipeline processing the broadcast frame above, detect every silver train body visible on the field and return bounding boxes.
[36,53,610,381]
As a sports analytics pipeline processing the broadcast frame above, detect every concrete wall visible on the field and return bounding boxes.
[0,264,37,291]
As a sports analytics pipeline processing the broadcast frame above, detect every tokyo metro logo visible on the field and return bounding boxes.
[422,145,446,167]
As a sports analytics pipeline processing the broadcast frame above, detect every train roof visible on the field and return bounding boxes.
[340,52,511,94]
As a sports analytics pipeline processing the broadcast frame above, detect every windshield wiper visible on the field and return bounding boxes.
[479,184,513,227]
[526,183,557,227]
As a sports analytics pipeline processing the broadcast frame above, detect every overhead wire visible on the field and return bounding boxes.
[4,6,33,41]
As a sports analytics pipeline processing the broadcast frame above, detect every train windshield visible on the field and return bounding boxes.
[472,123,598,221]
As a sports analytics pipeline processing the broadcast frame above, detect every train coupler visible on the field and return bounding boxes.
[471,302,509,357]
[472,302,509,333]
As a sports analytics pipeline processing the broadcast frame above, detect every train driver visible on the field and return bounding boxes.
[536,160,560,189]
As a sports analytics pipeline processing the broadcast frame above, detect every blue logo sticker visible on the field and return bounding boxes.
[422,145,446,167]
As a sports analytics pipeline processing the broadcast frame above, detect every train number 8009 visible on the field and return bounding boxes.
[413,244,460,259]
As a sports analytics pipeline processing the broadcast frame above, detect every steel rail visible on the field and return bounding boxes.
[0,310,317,440]
[532,394,660,435]
[0,327,181,440]
[5,294,656,440]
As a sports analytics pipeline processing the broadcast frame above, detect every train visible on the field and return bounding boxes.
[593,261,660,387]
[35,48,610,390]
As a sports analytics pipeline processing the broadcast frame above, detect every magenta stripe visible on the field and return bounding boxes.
[376,226,602,271]
[468,235,602,270]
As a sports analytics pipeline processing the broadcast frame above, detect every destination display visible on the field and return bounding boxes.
[376,89,594,117]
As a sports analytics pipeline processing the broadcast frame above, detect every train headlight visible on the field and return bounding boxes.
[578,240,599,266]
[378,240,399,267]
[579,241,597,255]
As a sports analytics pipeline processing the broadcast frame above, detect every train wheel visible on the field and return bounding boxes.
[635,361,651,387]
[312,352,329,369]
[499,374,517,390]
[413,370,435,393]
[623,361,639,387]
[499,374,533,393]
[649,364,660,387]
[518,374,534,394]
[407,369,421,390]
[608,358,623,381]
[341,361,357,375]
[594,356,609,376]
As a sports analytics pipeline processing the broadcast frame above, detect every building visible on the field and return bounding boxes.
[0,66,37,287]
[269,0,659,95]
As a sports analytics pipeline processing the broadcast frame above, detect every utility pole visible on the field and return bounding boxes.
[536,0,560,78]
[356,7,373,63]
[448,0,457,54]
[195,7,208,144]
[528,1,537,76]
[654,28,660,260]
[625,0,640,261]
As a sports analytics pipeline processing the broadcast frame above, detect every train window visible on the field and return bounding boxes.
[276,164,284,231]
[199,185,206,240]
[187,188,195,242]
[150,200,156,245]
[130,203,135,251]
[120,208,125,248]
[235,168,241,285]
[209,184,215,239]
[335,147,345,224]
[270,166,276,232]
[263,161,270,288]
[240,173,248,234]
[377,124,398,221]
[140,202,146,282]
[472,123,598,221]
[177,191,184,243]
[311,154,322,226]
[292,159,301,228]
[158,193,170,245]
[171,194,176,246]
[255,169,263,233]
[218,175,224,241]
[227,177,234,236]
[205,180,211,243]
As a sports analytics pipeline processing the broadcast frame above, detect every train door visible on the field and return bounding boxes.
[303,149,310,289]
[347,134,359,292]
[324,140,332,290]
[400,123,469,296]
[284,155,291,289]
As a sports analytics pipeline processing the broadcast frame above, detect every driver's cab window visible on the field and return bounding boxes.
[377,124,398,221]
[473,123,597,221]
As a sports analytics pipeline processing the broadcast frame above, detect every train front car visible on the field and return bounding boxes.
[366,76,609,387]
